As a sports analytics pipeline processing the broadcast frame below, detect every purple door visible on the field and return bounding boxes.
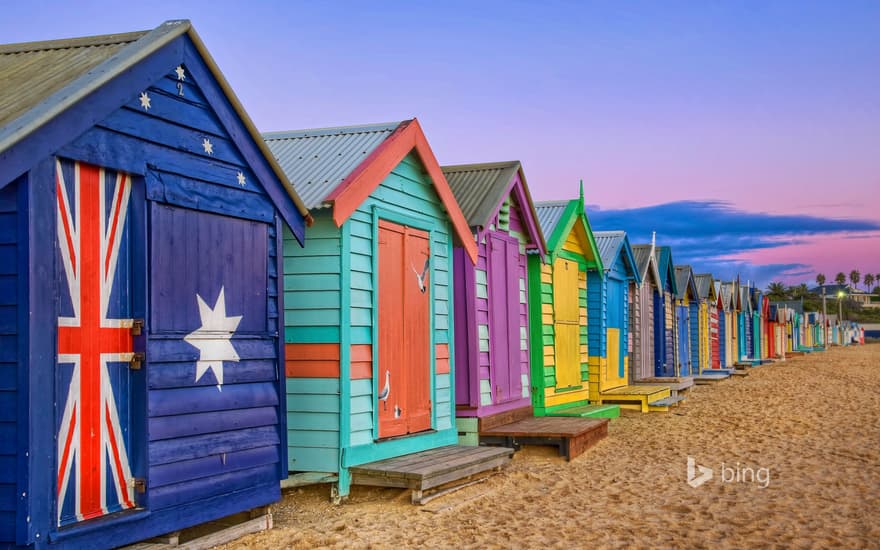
[488,233,522,404]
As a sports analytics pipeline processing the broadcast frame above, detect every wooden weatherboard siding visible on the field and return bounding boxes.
[0,23,306,548]
[530,194,604,417]
[0,178,20,544]
[447,164,544,421]
[281,150,461,498]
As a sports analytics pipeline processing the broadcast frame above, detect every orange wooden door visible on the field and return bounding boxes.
[377,220,432,438]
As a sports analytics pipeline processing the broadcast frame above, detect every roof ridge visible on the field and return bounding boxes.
[534,199,572,208]
[263,121,406,140]
[0,30,148,55]
[440,160,520,172]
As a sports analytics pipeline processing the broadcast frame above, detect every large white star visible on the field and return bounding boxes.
[184,287,242,390]
[139,91,151,110]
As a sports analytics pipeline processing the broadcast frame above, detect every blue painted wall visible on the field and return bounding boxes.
[689,301,700,372]
[0,178,19,544]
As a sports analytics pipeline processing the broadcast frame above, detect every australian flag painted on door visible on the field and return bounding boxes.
[55,159,139,526]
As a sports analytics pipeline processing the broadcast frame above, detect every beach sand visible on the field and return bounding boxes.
[224,344,880,549]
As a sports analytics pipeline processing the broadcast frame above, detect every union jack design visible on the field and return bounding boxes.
[56,159,136,525]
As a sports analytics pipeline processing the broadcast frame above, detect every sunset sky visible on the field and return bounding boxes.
[4,1,878,288]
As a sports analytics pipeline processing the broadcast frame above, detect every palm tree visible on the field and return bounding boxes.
[864,273,875,293]
[835,272,846,286]
[850,269,860,290]
[816,273,826,287]
[766,281,787,300]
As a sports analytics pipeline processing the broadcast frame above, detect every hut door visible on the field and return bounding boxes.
[55,160,142,526]
[677,305,690,376]
[603,279,626,390]
[552,258,581,388]
[377,220,431,439]
[488,234,522,404]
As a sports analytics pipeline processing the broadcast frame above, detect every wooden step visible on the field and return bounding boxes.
[349,445,513,504]
[647,393,687,412]
[477,405,534,431]
[123,507,271,550]
[480,416,609,461]
[550,403,621,419]
[599,384,672,413]
[635,377,695,391]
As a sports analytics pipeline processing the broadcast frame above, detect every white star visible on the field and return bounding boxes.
[202,138,214,155]
[237,171,247,186]
[175,65,186,81]
[139,92,151,110]
[184,287,242,390]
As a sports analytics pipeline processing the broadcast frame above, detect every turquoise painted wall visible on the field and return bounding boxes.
[587,271,607,358]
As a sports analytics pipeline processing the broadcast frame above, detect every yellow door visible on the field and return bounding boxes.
[603,328,625,390]
[553,258,581,388]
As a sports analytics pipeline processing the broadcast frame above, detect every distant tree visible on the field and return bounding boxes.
[835,272,846,286]
[766,281,787,300]
[816,273,826,287]
[865,274,875,292]
[798,283,809,297]
[850,269,861,290]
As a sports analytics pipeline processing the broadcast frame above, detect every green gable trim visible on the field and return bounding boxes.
[543,199,605,275]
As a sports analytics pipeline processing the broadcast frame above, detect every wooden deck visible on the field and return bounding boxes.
[349,445,513,504]
[550,403,621,419]
[124,507,272,550]
[693,369,733,384]
[598,384,671,412]
[480,416,609,461]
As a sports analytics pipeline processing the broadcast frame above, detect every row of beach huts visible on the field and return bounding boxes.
[0,20,867,549]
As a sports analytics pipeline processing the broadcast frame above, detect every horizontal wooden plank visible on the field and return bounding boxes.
[0,456,14,484]
[0,511,13,541]
[149,382,279,417]
[149,406,277,441]
[149,463,278,511]
[0,423,13,454]
[286,411,339,432]
[148,359,276,390]
[0,392,13,422]
[150,445,278,489]
[147,337,276,362]
[150,425,279,465]
[286,429,339,448]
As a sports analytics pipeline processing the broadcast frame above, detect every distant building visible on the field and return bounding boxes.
[810,284,878,308]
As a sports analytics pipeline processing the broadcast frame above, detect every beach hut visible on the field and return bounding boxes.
[768,303,783,358]
[264,120,512,502]
[693,274,730,380]
[673,266,699,377]
[630,243,662,381]
[529,189,622,418]
[587,232,672,412]
[653,247,679,377]
[0,21,312,547]
[439,161,547,434]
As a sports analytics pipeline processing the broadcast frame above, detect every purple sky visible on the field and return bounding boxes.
[4,1,878,288]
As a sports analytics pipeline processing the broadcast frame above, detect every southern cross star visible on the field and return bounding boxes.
[184,287,242,391]
[175,65,186,80]
[139,92,151,110]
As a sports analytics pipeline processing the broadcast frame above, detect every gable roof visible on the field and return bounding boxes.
[632,244,662,288]
[533,185,604,272]
[674,265,698,300]
[0,20,312,235]
[593,230,640,283]
[441,160,547,257]
[654,246,679,295]
[264,121,401,210]
[265,118,478,263]
[694,274,717,302]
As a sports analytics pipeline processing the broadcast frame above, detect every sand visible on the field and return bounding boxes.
[223,344,880,549]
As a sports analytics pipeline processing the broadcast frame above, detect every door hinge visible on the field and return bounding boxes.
[130,478,146,494]
[129,352,145,370]
[131,319,144,336]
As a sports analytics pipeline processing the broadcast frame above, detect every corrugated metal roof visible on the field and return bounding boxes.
[632,245,653,279]
[441,161,520,227]
[534,200,570,239]
[694,274,714,300]
[593,231,625,270]
[675,265,694,299]
[0,30,146,129]
[263,121,403,210]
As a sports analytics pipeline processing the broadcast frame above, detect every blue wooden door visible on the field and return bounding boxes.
[677,305,690,376]
[55,159,143,526]
[653,290,671,377]
[488,234,522,404]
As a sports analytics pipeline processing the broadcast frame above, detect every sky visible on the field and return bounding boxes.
[3,1,878,288]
